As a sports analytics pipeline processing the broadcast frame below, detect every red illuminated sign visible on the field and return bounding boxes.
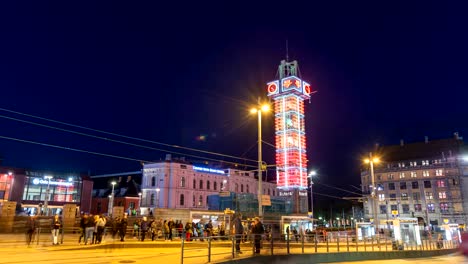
[304,84,311,94]
[267,83,278,94]
[283,79,292,88]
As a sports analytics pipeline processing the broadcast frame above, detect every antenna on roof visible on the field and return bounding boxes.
[286,39,289,61]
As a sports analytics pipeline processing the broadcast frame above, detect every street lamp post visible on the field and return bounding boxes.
[138,192,142,215]
[155,188,160,208]
[43,175,53,216]
[364,152,380,236]
[250,103,270,218]
[108,181,116,217]
[308,171,317,219]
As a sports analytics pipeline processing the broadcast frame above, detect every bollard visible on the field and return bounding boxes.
[337,232,340,252]
[286,233,290,254]
[301,234,305,254]
[180,237,185,264]
[232,235,235,259]
[346,233,349,252]
[326,234,329,253]
[208,237,211,263]
[270,234,274,255]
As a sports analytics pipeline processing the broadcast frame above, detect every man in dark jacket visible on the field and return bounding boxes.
[25,215,37,246]
[251,217,264,254]
[233,213,244,254]
[140,217,149,241]
[118,214,128,242]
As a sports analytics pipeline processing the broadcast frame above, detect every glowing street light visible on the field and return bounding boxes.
[108,181,116,216]
[43,175,53,216]
[364,152,380,235]
[250,102,270,217]
[155,188,160,208]
[308,170,317,219]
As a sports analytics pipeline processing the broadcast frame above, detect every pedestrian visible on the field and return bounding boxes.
[133,218,141,239]
[232,213,244,254]
[205,220,213,237]
[251,217,264,254]
[185,220,193,241]
[118,213,128,242]
[25,215,37,246]
[140,216,149,241]
[168,219,175,240]
[163,220,170,240]
[78,214,88,244]
[96,214,106,244]
[51,214,62,245]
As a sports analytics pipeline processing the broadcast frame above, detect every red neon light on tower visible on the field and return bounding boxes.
[267,60,313,189]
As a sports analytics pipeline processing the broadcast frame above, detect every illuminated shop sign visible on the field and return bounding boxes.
[193,166,225,175]
[32,178,73,187]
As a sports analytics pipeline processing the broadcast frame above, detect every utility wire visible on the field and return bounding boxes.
[313,191,351,201]
[0,107,259,163]
[0,114,258,168]
[0,135,152,163]
[315,182,363,196]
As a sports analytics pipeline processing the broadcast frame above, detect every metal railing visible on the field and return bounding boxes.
[179,232,460,264]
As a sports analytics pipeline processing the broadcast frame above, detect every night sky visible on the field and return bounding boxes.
[1,2,467,209]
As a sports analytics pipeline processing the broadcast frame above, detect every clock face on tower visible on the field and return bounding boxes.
[266,81,279,95]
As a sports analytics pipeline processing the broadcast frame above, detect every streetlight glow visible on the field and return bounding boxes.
[250,108,258,114]
[261,104,270,112]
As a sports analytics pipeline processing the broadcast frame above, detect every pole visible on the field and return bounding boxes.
[258,108,263,217]
[310,180,314,220]
[43,177,52,216]
[369,152,378,236]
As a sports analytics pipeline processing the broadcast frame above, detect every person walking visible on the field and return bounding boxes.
[78,214,88,244]
[118,213,128,242]
[25,215,37,246]
[140,217,149,241]
[251,217,264,254]
[96,214,106,244]
[51,215,62,245]
[232,213,244,254]
[185,220,193,241]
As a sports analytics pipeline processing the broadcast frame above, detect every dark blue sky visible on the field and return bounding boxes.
[0,1,467,202]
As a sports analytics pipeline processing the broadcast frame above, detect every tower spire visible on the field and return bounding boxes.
[286,39,289,62]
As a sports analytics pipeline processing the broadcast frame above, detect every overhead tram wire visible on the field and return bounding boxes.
[0,135,152,163]
[315,182,363,196]
[0,107,258,164]
[0,114,259,168]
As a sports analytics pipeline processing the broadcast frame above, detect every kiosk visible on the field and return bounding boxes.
[356,222,375,241]
[384,217,421,246]
[442,223,461,243]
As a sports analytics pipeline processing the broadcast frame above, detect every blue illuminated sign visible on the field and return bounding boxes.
[193,166,226,175]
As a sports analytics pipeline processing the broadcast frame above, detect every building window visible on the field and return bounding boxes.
[181,177,186,187]
[401,193,408,200]
[400,182,407,190]
[180,194,185,206]
[378,194,385,201]
[411,181,419,189]
[388,174,394,180]
[410,161,417,167]
[235,183,238,192]
[377,184,384,191]
[192,195,195,206]
[398,163,405,168]
[241,184,244,193]
[207,181,210,190]
[440,203,449,213]
[399,172,405,179]
[380,205,387,214]
[388,183,395,190]
[424,180,432,188]
[390,204,398,211]
[423,171,430,177]
[151,177,156,187]
[390,194,397,200]
[425,192,433,200]
[436,169,443,176]
[199,180,203,189]
[410,171,417,178]
[198,195,203,206]
[129,202,135,209]
[268,189,271,195]
[247,185,250,193]
[436,180,446,188]
[413,193,420,200]
[422,160,429,166]
[214,182,217,191]
[427,203,435,213]
[150,194,155,206]
[402,204,410,213]
[438,192,447,199]
[414,204,422,212]
[193,179,196,189]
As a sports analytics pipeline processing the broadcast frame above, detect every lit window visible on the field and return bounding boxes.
[388,174,394,180]
[439,192,447,199]
[399,172,405,178]
[401,193,408,200]
[378,194,385,201]
[198,195,203,206]
[440,203,449,213]
[414,204,422,212]
[425,192,433,200]
[423,171,430,177]
[436,180,446,188]
[427,203,435,213]
[422,160,429,166]
[180,177,185,187]
[410,171,417,178]
[436,169,443,176]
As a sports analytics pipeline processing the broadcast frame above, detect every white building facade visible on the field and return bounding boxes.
[141,156,277,211]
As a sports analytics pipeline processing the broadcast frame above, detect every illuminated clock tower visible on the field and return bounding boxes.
[267,59,313,214]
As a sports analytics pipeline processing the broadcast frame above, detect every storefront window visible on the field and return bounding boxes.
[23,176,82,203]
